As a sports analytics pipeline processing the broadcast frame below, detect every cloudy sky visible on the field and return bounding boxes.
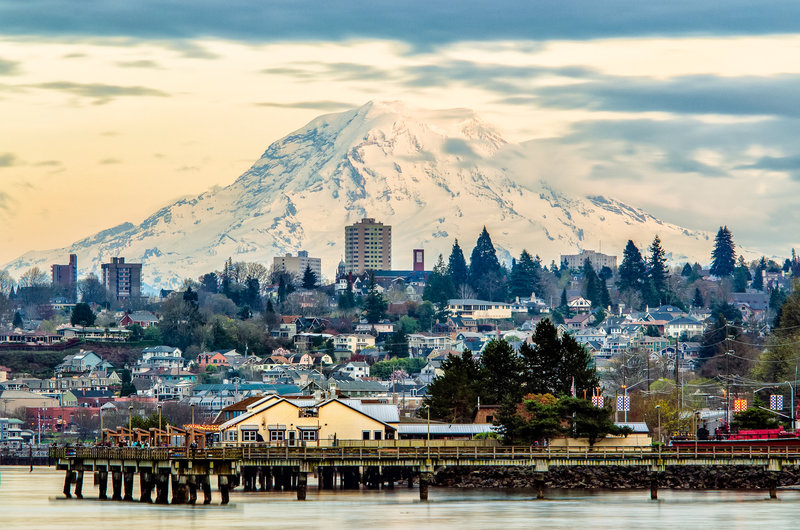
[1,1,800,265]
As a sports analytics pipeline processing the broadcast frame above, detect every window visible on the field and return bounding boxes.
[300,429,317,441]
[270,430,285,442]
[362,430,370,440]
[227,430,238,442]
[374,431,382,440]
[242,430,258,442]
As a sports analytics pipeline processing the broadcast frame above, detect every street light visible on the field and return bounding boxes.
[655,404,662,454]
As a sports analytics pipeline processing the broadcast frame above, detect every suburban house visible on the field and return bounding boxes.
[333,334,376,353]
[54,350,107,374]
[665,317,704,338]
[118,310,159,328]
[447,299,512,320]
[132,346,185,377]
[567,297,592,314]
[196,351,230,369]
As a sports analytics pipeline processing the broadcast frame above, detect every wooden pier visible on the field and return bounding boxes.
[50,444,800,503]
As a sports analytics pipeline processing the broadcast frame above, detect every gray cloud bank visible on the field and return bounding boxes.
[1,1,799,45]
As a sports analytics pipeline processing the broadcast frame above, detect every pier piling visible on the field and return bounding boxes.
[111,471,122,501]
[123,472,134,501]
[97,470,108,500]
[297,472,308,501]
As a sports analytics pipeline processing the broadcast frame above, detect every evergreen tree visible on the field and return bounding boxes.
[363,273,388,324]
[710,226,736,278]
[70,303,96,326]
[468,227,503,299]
[424,351,482,422]
[647,235,668,304]
[447,239,469,291]
[558,288,570,317]
[423,254,456,307]
[302,265,317,289]
[12,310,23,329]
[582,258,601,306]
[681,263,693,277]
[751,258,765,291]
[508,250,540,299]
[692,287,705,308]
[732,256,751,292]
[480,340,524,405]
[617,240,646,293]
[599,277,611,309]
[337,277,356,309]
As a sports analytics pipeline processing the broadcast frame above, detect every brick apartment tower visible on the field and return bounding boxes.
[344,217,392,274]
[101,257,142,301]
[413,249,424,272]
[51,254,78,299]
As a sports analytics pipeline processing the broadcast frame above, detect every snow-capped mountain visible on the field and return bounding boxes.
[4,100,713,291]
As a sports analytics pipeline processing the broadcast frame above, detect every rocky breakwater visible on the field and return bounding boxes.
[435,465,800,490]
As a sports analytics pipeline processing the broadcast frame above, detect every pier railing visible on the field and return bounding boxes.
[50,444,800,462]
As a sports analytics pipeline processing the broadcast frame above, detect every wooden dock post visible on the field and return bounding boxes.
[219,475,231,505]
[200,476,212,505]
[139,472,153,503]
[111,471,123,501]
[74,470,84,499]
[123,472,134,501]
[650,474,658,500]
[97,470,108,500]
[297,472,308,501]
[154,473,169,504]
[534,473,545,499]
[62,470,74,498]
[188,476,198,504]
[419,472,432,501]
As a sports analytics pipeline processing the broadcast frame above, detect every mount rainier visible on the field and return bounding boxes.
[4,100,712,291]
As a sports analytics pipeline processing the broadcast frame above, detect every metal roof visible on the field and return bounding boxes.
[397,423,495,435]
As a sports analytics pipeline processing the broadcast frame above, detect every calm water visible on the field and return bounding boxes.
[0,466,797,529]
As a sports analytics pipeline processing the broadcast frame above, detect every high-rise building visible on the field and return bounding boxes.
[51,254,78,293]
[344,217,392,273]
[273,251,322,285]
[101,257,142,301]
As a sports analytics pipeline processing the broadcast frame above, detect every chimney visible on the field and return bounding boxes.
[413,249,424,272]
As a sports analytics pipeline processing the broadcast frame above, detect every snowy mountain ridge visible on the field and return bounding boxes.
[4,100,712,291]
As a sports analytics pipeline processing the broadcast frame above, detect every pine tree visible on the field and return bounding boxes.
[617,240,646,292]
[732,256,751,292]
[751,259,764,291]
[363,273,388,324]
[692,287,704,308]
[12,310,23,329]
[599,277,611,309]
[710,226,736,278]
[447,239,469,290]
[508,250,540,299]
[468,227,502,296]
[423,254,456,307]
[582,258,601,306]
[647,235,668,303]
[302,265,317,289]
[681,263,692,277]
[480,339,524,405]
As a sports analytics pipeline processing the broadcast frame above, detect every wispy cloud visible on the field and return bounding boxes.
[0,153,20,167]
[254,100,354,111]
[116,59,161,68]
[30,81,169,104]
[0,58,20,75]
[99,158,121,165]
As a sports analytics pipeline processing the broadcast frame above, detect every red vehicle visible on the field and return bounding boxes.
[672,427,800,449]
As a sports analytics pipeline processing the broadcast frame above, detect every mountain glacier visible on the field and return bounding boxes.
[3,100,712,291]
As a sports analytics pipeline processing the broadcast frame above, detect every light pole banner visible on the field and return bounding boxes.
[769,394,783,411]
[734,398,748,412]
[616,395,630,412]
[592,396,604,407]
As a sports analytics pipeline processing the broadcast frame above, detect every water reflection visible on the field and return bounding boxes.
[0,466,795,529]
